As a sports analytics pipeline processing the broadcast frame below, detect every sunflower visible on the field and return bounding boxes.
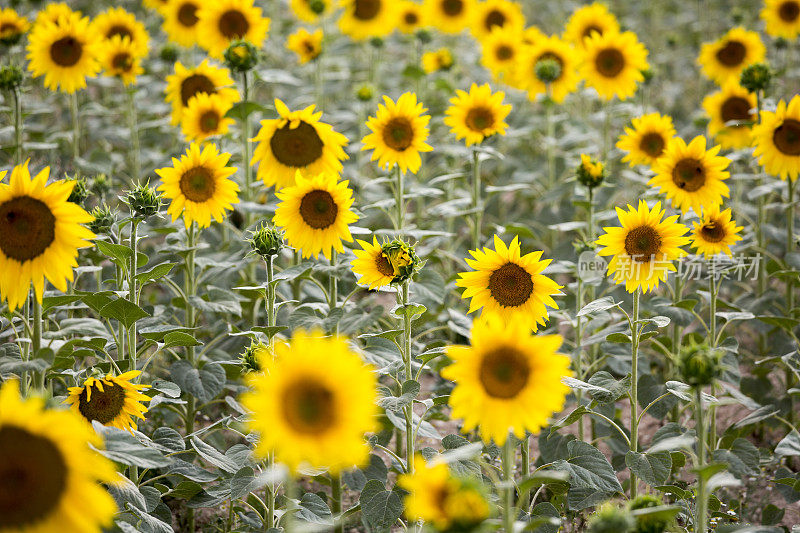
[155,142,240,228]
[480,26,524,82]
[442,314,571,445]
[26,13,102,94]
[196,0,270,59]
[242,329,379,474]
[456,235,562,330]
[273,172,357,259]
[65,371,150,432]
[423,0,473,33]
[649,136,731,215]
[164,60,239,125]
[0,8,30,46]
[581,30,648,101]
[362,92,433,174]
[444,83,512,146]
[0,380,118,533]
[398,456,492,531]
[0,162,95,312]
[596,200,690,293]
[762,0,800,38]
[291,0,332,22]
[338,0,395,40]
[422,48,454,73]
[512,34,581,103]
[690,205,743,258]
[34,3,79,27]
[562,2,620,48]
[144,0,171,13]
[91,7,149,57]
[397,1,426,34]
[351,237,396,289]
[698,27,765,85]
[251,99,349,190]
[616,112,677,167]
[753,95,800,181]
[522,24,546,46]
[470,0,525,42]
[286,27,323,64]
[702,80,757,150]
[99,35,144,86]
[162,0,202,47]
[180,92,236,142]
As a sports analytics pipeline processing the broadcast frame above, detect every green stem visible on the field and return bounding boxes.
[787,178,795,316]
[756,90,767,299]
[671,273,684,423]
[694,388,708,533]
[545,97,555,190]
[264,452,276,530]
[126,85,140,184]
[402,280,414,473]
[70,92,80,163]
[331,473,344,533]
[395,165,404,232]
[241,71,252,205]
[329,250,338,334]
[520,436,530,508]
[576,276,585,442]
[471,148,482,249]
[629,289,641,499]
[266,256,276,345]
[32,296,44,392]
[184,224,197,533]
[12,86,22,165]
[502,438,515,533]
[708,275,718,451]
[601,100,610,162]
[128,220,139,373]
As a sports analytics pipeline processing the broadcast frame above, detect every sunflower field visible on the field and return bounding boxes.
[3,0,800,531]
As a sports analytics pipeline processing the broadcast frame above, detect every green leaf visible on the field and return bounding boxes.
[225,101,269,121]
[606,332,631,343]
[0,343,49,374]
[96,240,133,270]
[191,436,239,474]
[577,297,621,317]
[95,426,171,468]
[170,361,226,403]
[528,502,561,533]
[776,430,800,457]
[551,440,623,510]
[296,493,333,525]
[251,325,288,339]
[359,329,404,341]
[587,371,631,404]
[761,504,785,525]
[99,298,151,329]
[390,303,427,320]
[377,380,420,412]
[152,427,185,453]
[230,466,256,500]
[163,331,203,349]
[359,479,403,531]
[625,450,672,486]
[135,263,175,284]
[402,64,425,79]
[42,294,82,311]
[712,438,759,477]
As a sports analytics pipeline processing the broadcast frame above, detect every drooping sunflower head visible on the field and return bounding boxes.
[424,0,473,34]
[91,7,149,58]
[649,135,731,215]
[581,30,649,101]
[0,162,95,311]
[562,2,620,48]
[155,142,240,228]
[251,99,349,190]
[65,371,150,432]
[162,0,203,47]
[456,235,563,330]
[422,47,454,73]
[691,205,743,258]
[470,0,525,42]
[273,171,358,259]
[351,236,396,289]
[0,8,30,46]
[164,59,240,125]
[753,95,800,181]
[0,380,118,532]
[761,0,800,39]
[616,112,677,167]
[596,200,690,293]
[480,25,524,82]
[702,80,757,150]
[99,35,144,86]
[338,0,395,40]
[381,239,423,284]
[442,314,571,445]
[398,456,492,531]
[180,92,236,142]
[26,13,102,94]
[291,0,332,22]
[444,83,512,146]
[286,27,323,64]
[512,34,581,103]
[698,27,766,85]
[397,1,426,34]
[242,329,379,473]
[362,92,433,174]
[196,0,270,58]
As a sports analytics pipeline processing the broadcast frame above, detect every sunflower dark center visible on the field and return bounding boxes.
[0,426,67,529]
[700,220,726,243]
[50,36,82,67]
[465,107,495,132]
[107,25,132,40]
[484,9,506,31]
[270,121,325,167]
[180,74,216,106]
[354,0,381,20]
[624,225,662,261]
[672,158,706,192]
[199,110,220,132]
[721,96,752,124]
[299,190,338,229]
[639,132,666,157]
[715,40,746,67]
[376,252,394,277]
[77,382,127,424]
[780,0,800,21]
[281,378,335,434]
[773,119,800,156]
[479,347,531,399]
[382,117,414,151]
[178,2,199,26]
[218,9,249,38]
[404,11,419,24]
[0,196,56,263]
[488,262,534,308]
[442,0,464,16]
[112,52,133,72]
[303,40,317,53]
[582,24,603,38]
[0,23,19,35]
[496,45,513,60]
[595,47,624,77]
[180,166,217,202]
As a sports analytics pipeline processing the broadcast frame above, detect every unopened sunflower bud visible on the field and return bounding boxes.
[248,222,285,259]
[159,44,179,63]
[65,174,90,205]
[576,154,606,188]
[356,84,375,102]
[629,494,670,533]
[89,204,116,235]
[381,240,422,285]
[0,65,23,91]
[641,68,654,84]
[775,37,789,50]
[370,37,384,49]
[416,29,433,44]
[224,40,259,73]
[124,180,162,220]
[678,340,722,387]
[91,173,112,197]
[441,477,492,530]
[740,62,772,94]
[587,503,635,533]
[309,0,326,14]
[534,57,562,84]
[240,341,268,373]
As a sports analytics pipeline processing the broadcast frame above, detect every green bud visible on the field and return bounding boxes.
[381,240,422,285]
[65,174,90,205]
[309,0,326,14]
[641,68,654,84]
[740,62,772,94]
[370,37,384,49]
[678,340,722,387]
[416,29,433,44]
[247,222,285,259]
[775,36,789,50]
[587,503,635,533]
[159,44,179,63]
[124,180,162,220]
[0,65,23,91]
[91,173,112,197]
[356,84,375,102]
[731,8,745,24]
[576,154,606,189]
[629,495,669,533]
[240,341,268,373]
[534,57,562,84]
[224,39,259,73]
[88,204,116,235]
